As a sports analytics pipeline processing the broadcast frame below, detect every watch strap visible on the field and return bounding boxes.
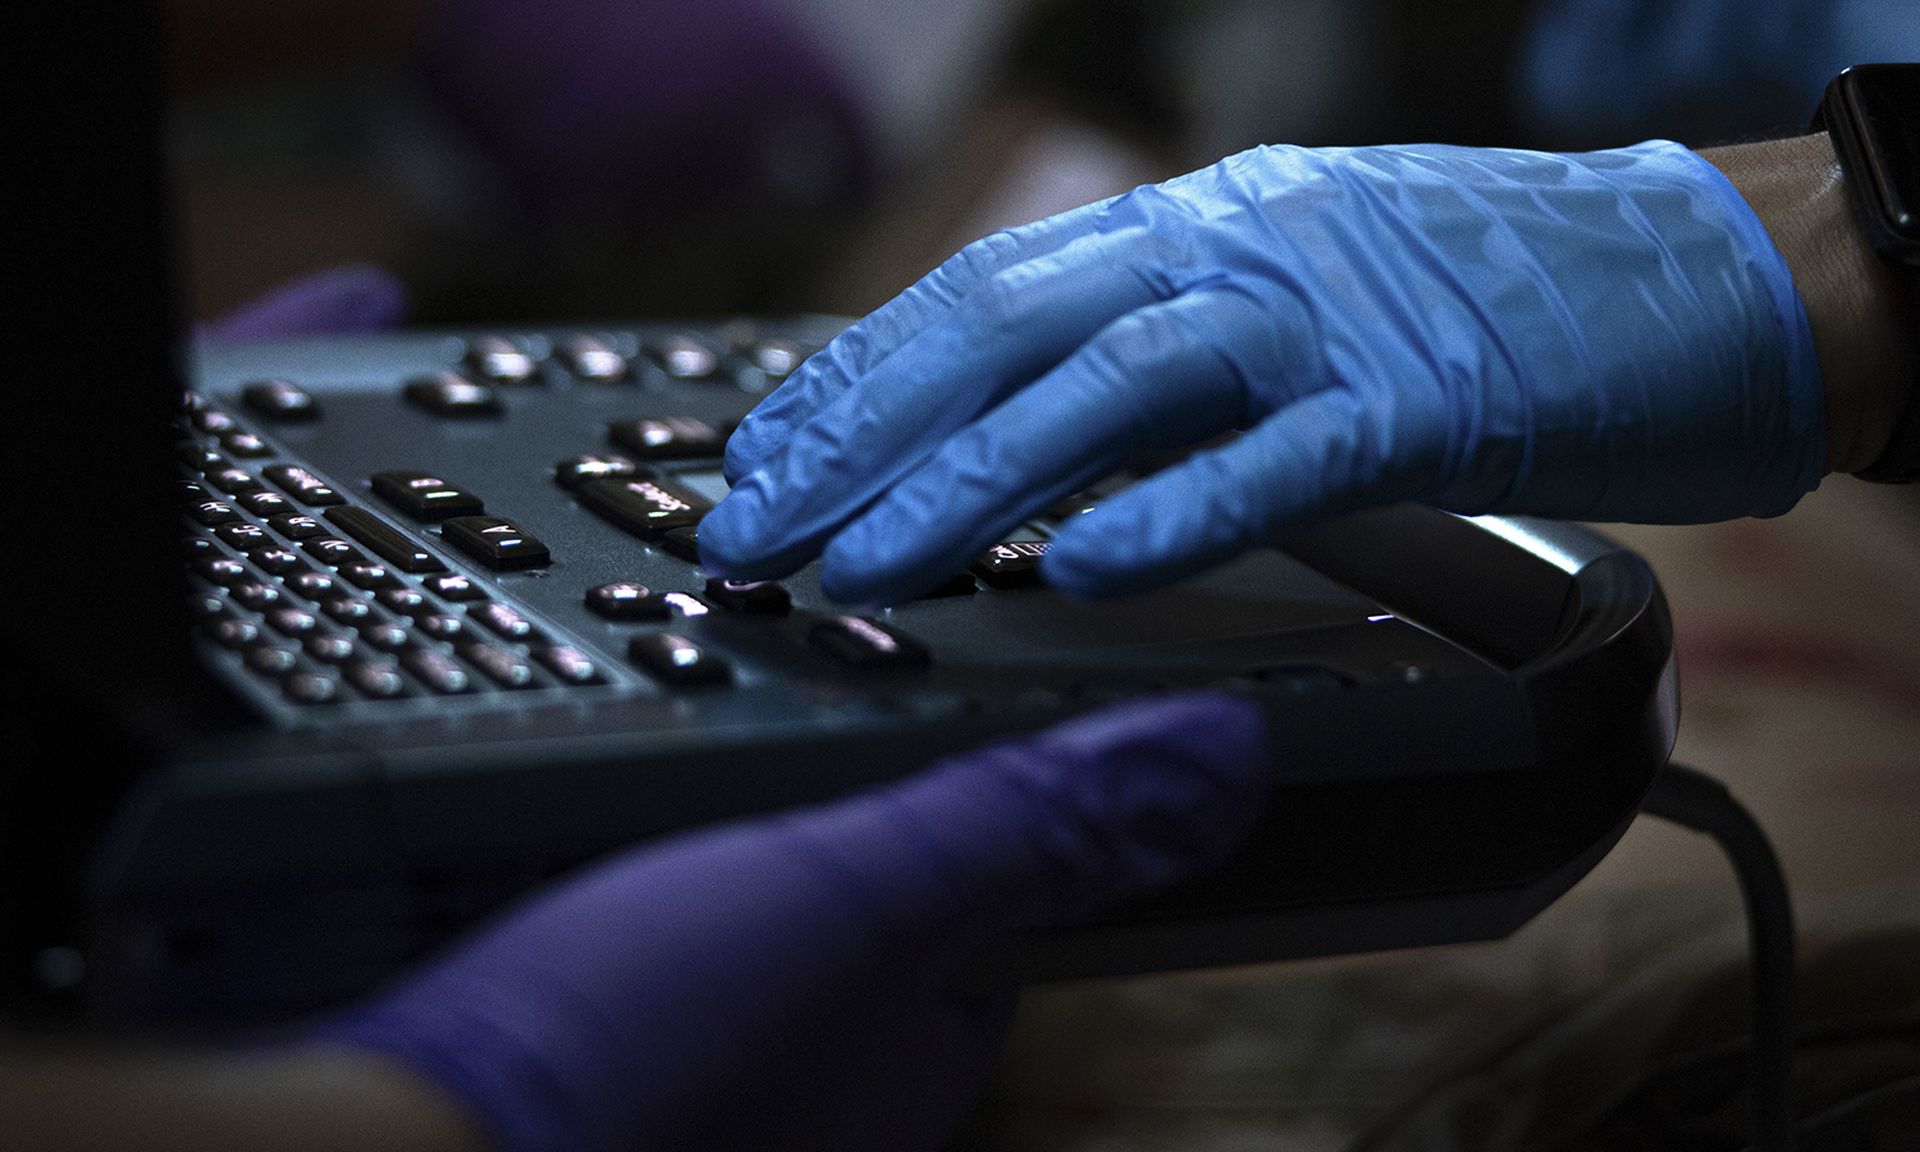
[1816,65,1920,483]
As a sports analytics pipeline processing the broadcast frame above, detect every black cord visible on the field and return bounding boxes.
[1642,761,1798,1152]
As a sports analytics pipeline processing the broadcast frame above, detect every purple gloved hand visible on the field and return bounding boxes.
[312,693,1268,1152]
[198,264,409,343]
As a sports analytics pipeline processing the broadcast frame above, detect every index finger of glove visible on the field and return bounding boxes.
[723,198,1116,484]
[701,227,1174,581]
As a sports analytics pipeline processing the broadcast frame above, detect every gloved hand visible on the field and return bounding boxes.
[311,693,1267,1152]
[701,140,1824,604]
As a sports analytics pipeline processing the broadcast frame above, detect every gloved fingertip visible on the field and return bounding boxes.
[720,420,774,486]
[1037,522,1144,601]
[816,525,908,605]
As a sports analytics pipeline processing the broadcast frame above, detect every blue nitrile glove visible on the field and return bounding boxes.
[701,140,1823,603]
[311,693,1267,1152]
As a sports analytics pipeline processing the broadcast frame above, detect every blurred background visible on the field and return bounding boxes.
[166,0,1885,327]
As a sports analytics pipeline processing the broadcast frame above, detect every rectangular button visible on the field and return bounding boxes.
[970,540,1049,589]
[608,417,728,460]
[810,615,930,670]
[371,470,486,521]
[243,379,320,421]
[441,515,551,569]
[553,454,639,491]
[560,335,630,381]
[463,336,540,384]
[326,506,449,573]
[628,632,730,687]
[534,644,605,685]
[401,647,475,694]
[578,476,711,539]
[404,371,502,416]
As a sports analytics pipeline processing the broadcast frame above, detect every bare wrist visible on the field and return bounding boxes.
[1699,132,1918,475]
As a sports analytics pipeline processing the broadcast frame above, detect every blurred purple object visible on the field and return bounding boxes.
[199,264,409,343]
[421,0,872,222]
[313,693,1269,1152]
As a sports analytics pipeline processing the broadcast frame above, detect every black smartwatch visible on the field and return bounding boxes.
[1815,63,1920,482]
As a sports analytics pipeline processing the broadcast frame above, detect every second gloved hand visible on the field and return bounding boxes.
[311,694,1266,1152]
[701,140,1824,603]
